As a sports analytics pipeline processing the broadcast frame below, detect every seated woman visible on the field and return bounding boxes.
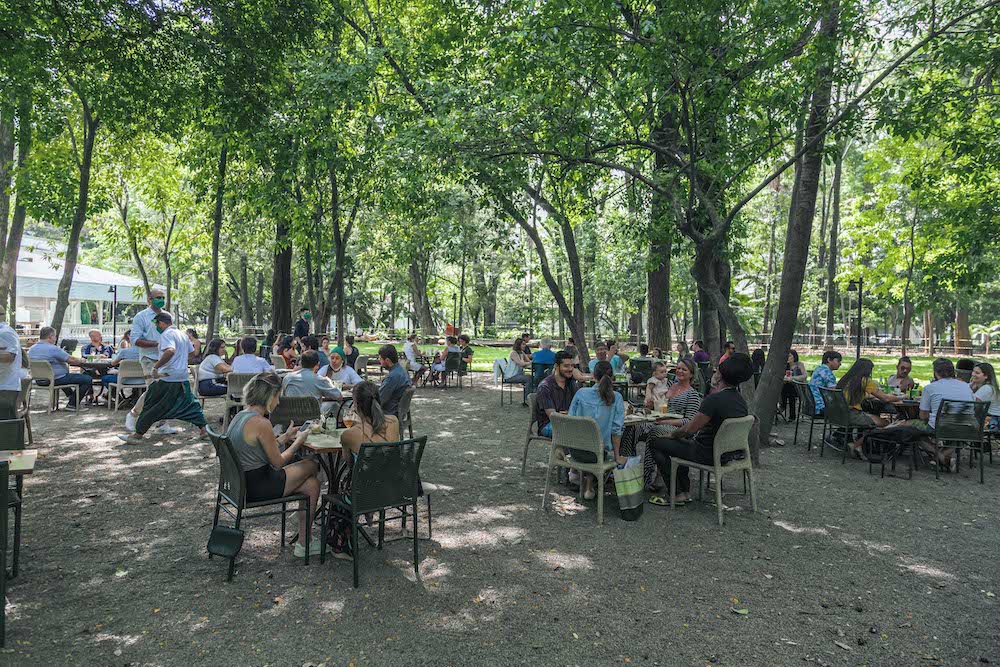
[186,329,203,364]
[402,334,428,383]
[227,372,321,558]
[565,361,626,500]
[327,381,401,560]
[343,334,360,369]
[647,353,753,506]
[971,362,1000,431]
[505,337,533,404]
[430,336,461,384]
[322,346,363,386]
[197,338,232,396]
[277,336,298,368]
[838,358,902,430]
[781,349,808,420]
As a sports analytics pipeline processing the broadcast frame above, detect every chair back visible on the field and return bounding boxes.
[527,392,540,430]
[531,361,553,381]
[16,377,30,416]
[793,380,819,417]
[117,360,146,383]
[272,355,287,370]
[445,351,462,372]
[549,412,604,459]
[226,373,257,400]
[29,360,54,383]
[355,354,369,374]
[629,359,654,383]
[269,395,321,429]
[351,436,428,514]
[934,399,988,442]
[0,418,26,451]
[712,415,755,464]
[397,385,416,431]
[697,361,711,383]
[818,387,852,427]
[208,428,247,508]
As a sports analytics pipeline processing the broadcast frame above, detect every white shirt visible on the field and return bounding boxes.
[973,384,1000,417]
[322,363,363,386]
[156,326,193,382]
[0,322,23,392]
[920,378,975,428]
[403,341,419,363]
[231,354,272,374]
[199,354,227,381]
[131,307,166,360]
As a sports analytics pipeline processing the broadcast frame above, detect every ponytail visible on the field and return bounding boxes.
[352,380,386,435]
[593,360,615,406]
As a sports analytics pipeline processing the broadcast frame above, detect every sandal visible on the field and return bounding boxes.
[649,495,674,506]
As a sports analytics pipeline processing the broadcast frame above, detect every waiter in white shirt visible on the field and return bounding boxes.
[0,320,24,419]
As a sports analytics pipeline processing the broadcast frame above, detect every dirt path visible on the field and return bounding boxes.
[3,378,998,666]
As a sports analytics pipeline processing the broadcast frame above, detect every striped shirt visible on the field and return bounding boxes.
[666,387,702,426]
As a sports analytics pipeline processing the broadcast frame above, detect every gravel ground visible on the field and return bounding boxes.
[3,378,998,667]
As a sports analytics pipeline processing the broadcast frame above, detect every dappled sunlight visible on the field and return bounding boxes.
[317,599,346,617]
[92,632,144,649]
[536,550,594,571]
[897,556,956,581]
[260,585,305,617]
[773,520,829,536]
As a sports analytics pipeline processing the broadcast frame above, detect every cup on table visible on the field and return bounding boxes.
[343,407,357,429]
[660,404,667,415]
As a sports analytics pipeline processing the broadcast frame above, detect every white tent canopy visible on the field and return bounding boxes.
[16,255,154,303]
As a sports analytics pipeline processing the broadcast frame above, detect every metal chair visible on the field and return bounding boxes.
[500,361,527,406]
[320,436,428,587]
[0,461,8,646]
[669,415,757,526]
[934,399,990,483]
[542,413,617,525]
[0,419,25,579]
[207,429,312,581]
[397,386,416,439]
[29,360,79,413]
[16,378,32,446]
[223,373,257,431]
[818,387,875,463]
[268,395,321,430]
[107,360,147,411]
[792,380,824,450]
[521,392,552,475]
[441,351,462,388]
[529,361,553,393]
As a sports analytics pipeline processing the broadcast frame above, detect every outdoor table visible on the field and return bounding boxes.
[301,431,347,493]
[0,449,37,477]
[895,399,921,421]
[75,359,116,404]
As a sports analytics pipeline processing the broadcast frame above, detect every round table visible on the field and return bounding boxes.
[302,430,348,493]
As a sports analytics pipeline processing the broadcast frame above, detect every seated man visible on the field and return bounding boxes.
[647,353,753,506]
[887,356,916,393]
[458,334,474,373]
[377,344,412,416]
[808,350,842,415]
[302,335,329,370]
[587,345,612,374]
[232,336,273,373]
[531,337,556,387]
[281,350,342,415]
[81,328,114,358]
[535,351,576,438]
[320,346,363,386]
[28,326,93,409]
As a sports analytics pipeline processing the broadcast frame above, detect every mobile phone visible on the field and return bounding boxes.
[300,420,314,430]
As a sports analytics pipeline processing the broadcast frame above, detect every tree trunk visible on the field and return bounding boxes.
[717,255,731,347]
[924,309,934,355]
[824,145,844,346]
[752,2,839,444]
[408,259,435,335]
[239,256,253,328]
[51,107,99,338]
[0,107,13,251]
[647,233,672,350]
[900,205,917,354]
[118,183,153,298]
[271,216,293,334]
[0,95,32,315]
[163,214,176,311]
[206,142,227,341]
[255,272,265,327]
[954,304,970,355]
[762,194,779,334]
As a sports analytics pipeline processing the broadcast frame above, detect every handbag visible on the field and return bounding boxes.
[613,455,645,521]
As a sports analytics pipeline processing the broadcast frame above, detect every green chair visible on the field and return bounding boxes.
[0,418,26,579]
[207,429,313,581]
[521,393,552,475]
[320,436,428,587]
[629,359,654,383]
[542,413,617,525]
[269,395,321,430]
[441,351,462,389]
[668,415,757,526]
[791,380,824,450]
[934,399,990,483]
[818,387,875,463]
[0,461,8,646]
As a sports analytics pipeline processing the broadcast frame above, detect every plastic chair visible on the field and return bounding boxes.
[792,380,824,450]
[354,354,369,378]
[190,365,223,407]
[397,386,416,439]
[272,355,288,370]
[16,378,32,446]
[107,360,147,411]
[669,415,757,526]
[818,387,875,462]
[269,395,321,430]
[223,373,257,431]
[542,413,617,525]
[0,419,25,579]
[207,429,312,581]
[320,436,427,587]
[29,360,79,413]
[934,399,990,483]
[521,392,552,475]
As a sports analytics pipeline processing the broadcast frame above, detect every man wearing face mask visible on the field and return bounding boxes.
[123,288,180,435]
[120,312,207,445]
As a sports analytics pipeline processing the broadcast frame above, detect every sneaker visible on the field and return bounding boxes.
[156,424,181,435]
[293,541,323,558]
[125,412,137,433]
[117,433,145,445]
[583,487,596,501]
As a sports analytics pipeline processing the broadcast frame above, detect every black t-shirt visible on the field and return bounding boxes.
[460,346,474,371]
[694,387,748,451]
[293,319,309,340]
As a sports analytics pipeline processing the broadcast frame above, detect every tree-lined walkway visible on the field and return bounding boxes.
[4,381,998,665]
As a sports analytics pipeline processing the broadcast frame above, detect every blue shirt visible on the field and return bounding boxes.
[28,341,71,379]
[809,364,837,411]
[379,362,412,416]
[568,385,625,453]
[588,355,625,374]
[82,342,115,358]
[532,349,555,366]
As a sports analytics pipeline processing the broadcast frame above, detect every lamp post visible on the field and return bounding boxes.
[107,285,118,343]
[847,277,863,360]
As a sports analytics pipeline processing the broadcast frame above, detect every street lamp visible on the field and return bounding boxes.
[847,277,863,360]
[108,285,118,342]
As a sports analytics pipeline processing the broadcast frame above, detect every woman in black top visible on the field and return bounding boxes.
[343,335,360,369]
[647,353,753,506]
